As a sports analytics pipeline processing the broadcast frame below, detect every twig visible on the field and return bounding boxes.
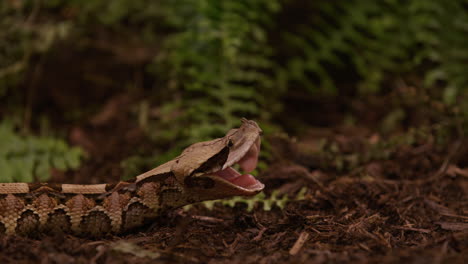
[358,243,371,252]
[190,215,224,223]
[90,245,107,264]
[252,227,267,242]
[226,233,243,255]
[289,231,310,256]
[392,226,431,234]
[431,139,462,180]
[436,222,468,231]
[439,213,468,220]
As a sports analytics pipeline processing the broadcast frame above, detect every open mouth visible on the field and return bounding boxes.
[211,136,264,194]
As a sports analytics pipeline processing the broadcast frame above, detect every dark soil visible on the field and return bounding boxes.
[1,88,467,264]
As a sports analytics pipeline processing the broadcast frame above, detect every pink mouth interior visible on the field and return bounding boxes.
[213,139,264,190]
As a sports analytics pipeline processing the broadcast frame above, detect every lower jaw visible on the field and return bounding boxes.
[214,167,263,190]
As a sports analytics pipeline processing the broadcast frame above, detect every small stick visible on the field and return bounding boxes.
[289,231,310,256]
[392,226,431,234]
[190,215,224,223]
[253,227,267,241]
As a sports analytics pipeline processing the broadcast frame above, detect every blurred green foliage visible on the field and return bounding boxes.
[283,0,468,101]
[0,121,84,182]
[153,0,282,141]
[125,0,283,174]
[1,0,468,180]
[0,0,71,95]
[2,0,468,112]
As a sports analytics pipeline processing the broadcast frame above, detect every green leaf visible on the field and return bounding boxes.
[0,120,85,182]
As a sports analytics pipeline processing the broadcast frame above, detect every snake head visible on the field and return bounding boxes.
[172,119,264,200]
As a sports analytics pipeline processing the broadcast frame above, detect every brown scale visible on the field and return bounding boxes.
[0,194,24,217]
[79,211,112,237]
[122,202,152,232]
[43,209,71,234]
[15,210,40,236]
[135,172,173,186]
[28,183,62,193]
[65,194,96,233]
[137,182,161,210]
[102,192,131,233]
[156,175,185,210]
[0,194,25,234]
[32,194,58,225]
[158,189,184,210]
[103,192,130,211]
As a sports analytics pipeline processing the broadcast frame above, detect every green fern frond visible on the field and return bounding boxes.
[156,0,281,144]
[281,0,468,100]
[0,121,85,183]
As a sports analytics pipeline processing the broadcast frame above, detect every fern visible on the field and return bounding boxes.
[280,0,468,99]
[0,121,84,183]
[155,0,281,145]
[410,1,468,105]
[118,0,284,173]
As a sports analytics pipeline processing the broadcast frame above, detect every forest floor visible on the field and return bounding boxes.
[0,89,467,264]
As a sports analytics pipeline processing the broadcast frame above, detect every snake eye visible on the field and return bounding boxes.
[228,139,234,147]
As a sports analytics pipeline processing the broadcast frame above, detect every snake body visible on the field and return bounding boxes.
[0,119,263,236]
